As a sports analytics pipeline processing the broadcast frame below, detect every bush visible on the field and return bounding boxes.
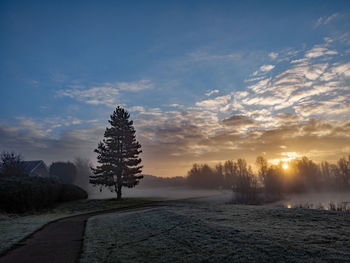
[59,183,88,202]
[0,176,87,213]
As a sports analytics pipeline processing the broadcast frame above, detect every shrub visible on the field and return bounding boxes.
[0,176,87,213]
[59,183,88,202]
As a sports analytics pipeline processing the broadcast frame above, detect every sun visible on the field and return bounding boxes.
[282,163,289,170]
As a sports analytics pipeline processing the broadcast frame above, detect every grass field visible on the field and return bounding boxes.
[81,197,350,262]
[0,198,152,254]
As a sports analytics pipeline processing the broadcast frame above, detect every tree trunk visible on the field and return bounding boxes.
[116,185,122,200]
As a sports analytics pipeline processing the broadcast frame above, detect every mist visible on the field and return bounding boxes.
[88,186,232,203]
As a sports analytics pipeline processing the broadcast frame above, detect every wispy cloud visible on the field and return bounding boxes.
[315,13,339,28]
[188,51,243,62]
[252,64,275,76]
[3,36,350,177]
[117,79,153,92]
[57,79,153,107]
[205,89,219,97]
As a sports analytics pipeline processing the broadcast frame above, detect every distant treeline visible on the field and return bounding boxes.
[139,174,186,188]
[186,155,350,193]
[138,155,350,199]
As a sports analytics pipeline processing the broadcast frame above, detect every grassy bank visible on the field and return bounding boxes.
[0,198,154,254]
[81,199,350,262]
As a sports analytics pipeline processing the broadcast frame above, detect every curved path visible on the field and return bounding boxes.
[0,204,160,263]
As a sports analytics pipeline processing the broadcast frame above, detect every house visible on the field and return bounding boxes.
[20,160,50,178]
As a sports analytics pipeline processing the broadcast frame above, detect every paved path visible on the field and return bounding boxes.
[0,204,159,263]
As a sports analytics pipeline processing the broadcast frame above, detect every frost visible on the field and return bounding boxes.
[81,198,350,262]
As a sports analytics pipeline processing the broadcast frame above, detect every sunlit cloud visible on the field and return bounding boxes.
[2,27,350,178]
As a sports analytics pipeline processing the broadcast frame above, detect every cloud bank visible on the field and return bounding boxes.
[1,37,350,177]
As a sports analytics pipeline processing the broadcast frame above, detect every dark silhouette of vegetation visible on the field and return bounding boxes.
[0,151,24,177]
[90,106,143,200]
[185,154,350,204]
[234,159,258,204]
[187,164,222,189]
[0,176,87,213]
[140,174,186,188]
[49,161,77,184]
[0,151,87,213]
[59,183,88,202]
[336,156,350,190]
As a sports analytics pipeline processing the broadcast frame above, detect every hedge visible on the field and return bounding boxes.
[0,176,87,213]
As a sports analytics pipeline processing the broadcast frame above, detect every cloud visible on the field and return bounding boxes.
[129,106,145,112]
[195,95,232,112]
[57,85,119,107]
[117,79,153,92]
[205,89,220,97]
[315,13,339,28]
[252,64,275,76]
[188,51,243,62]
[57,80,153,107]
[305,47,338,58]
[2,37,350,177]
[221,115,256,127]
[269,52,278,60]
[0,121,105,163]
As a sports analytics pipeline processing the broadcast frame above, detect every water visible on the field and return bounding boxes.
[275,192,350,210]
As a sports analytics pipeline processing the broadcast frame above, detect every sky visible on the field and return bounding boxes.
[1,0,350,177]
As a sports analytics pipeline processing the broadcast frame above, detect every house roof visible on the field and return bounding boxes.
[0,160,48,175]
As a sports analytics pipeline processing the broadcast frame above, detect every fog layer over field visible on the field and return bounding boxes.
[89,186,233,202]
[89,186,350,210]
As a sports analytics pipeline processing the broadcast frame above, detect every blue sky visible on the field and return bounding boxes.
[1,0,350,176]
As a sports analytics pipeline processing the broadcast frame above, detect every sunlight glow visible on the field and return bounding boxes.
[270,152,299,165]
[282,163,289,170]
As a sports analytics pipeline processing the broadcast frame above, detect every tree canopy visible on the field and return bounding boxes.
[90,106,143,200]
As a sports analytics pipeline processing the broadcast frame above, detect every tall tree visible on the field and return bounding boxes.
[90,106,143,200]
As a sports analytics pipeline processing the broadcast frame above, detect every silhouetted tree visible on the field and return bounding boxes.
[49,162,77,184]
[0,151,24,177]
[187,163,224,189]
[256,156,268,185]
[256,156,283,196]
[215,163,224,188]
[140,174,186,188]
[223,160,238,189]
[294,157,320,191]
[187,163,201,187]
[265,166,283,196]
[90,106,143,200]
[233,159,258,203]
[337,155,350,189]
